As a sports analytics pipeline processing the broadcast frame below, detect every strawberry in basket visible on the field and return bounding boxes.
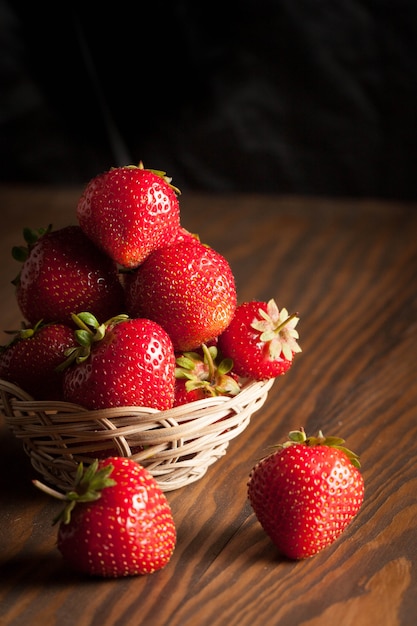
[218,299,301,380]
[0,320,75,400]
[76,162,181,268]
[59,312,176,410]
[12,225,125,326]
[174,343,241,406]
[125,238,237,352]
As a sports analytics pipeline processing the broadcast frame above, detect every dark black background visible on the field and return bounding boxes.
[1,1,417,199]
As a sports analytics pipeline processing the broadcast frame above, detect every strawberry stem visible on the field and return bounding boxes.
[274,311,299,335]
[201,343,216,382]
[32,480,68,501]
[33,460,117,525]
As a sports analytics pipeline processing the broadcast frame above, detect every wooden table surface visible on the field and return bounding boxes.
[0,185,416,626]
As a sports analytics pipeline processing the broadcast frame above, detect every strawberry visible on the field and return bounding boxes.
[0,320,76,400]
[76,163,181,268]
[217,299,301,380]
[247,428,365,560]
[61,313,176,410]
[34,457,176,577]
[13,225,125,326]
[174,343,241,406]
[125,239,237,352]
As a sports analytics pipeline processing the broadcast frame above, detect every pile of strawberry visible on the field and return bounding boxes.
[1,163,365,579]
[0,163,302,409]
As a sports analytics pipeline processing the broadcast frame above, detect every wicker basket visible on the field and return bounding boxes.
[0,377,274,492]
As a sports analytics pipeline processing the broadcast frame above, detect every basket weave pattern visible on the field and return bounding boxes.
[0,377,274,491]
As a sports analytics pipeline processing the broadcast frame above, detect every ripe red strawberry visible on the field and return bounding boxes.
[125,239,237,352]
[174,343,241,406]
[34,457,176,577]
[217,299,301,380]
[76,163,181,268]
[247,429,365,560]
[0,320,75,400]
[13,225,125,326]
[61,313,176,410]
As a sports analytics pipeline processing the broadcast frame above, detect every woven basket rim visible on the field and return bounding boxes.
[0,376,269,411]
[0,376,275,491]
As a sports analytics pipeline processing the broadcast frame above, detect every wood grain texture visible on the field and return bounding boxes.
[1,186,416,626]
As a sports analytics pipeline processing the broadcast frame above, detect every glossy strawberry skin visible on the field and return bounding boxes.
[15,225,125,326]
[125,240,237,352]
[247,444,365,560]
[57,457,176,577]
[77,166,180,268]
[63,317,176,410]
[218,300,299,380]
[0,322,75,400]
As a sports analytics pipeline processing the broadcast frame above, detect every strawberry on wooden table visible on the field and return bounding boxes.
[13,225,125,326]
[218,298,301,380]
[0,320,75,400]
[247,428,365,560]
[61,312,176,410]
[76,162,181,268]
[34,457,176,577]
[125,238,237,352]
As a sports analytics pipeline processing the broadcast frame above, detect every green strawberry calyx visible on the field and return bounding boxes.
[175,343,241,397]
[11,225,52,286]
[33,459,116,524]
[251,299,302,361]
[0,319,45,351]
[280,427,361,468]
[118,161,181,196]
[56,312,129,371]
